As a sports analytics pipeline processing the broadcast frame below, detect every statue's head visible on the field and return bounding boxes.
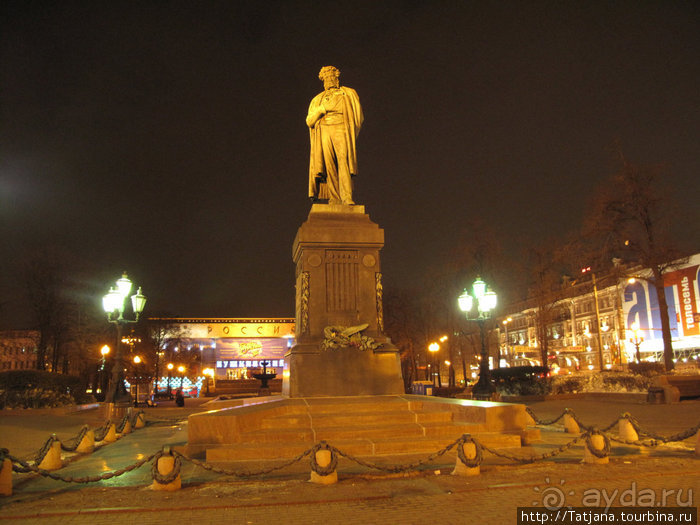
[319,66,340,89]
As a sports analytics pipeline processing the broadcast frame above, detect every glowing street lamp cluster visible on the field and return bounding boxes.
[102,273,147,405]
[458,277,498,400]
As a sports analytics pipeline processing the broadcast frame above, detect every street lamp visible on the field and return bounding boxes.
[428,342,440,387]
[132,355,142,405]
[458,276,498,400]
[178,365,186,389]
[98,345,110,400]
[166,362,174,398]
[102,272,146,405]
[630,322,644,364]
[202,368,214,396]
[501,317,512,368]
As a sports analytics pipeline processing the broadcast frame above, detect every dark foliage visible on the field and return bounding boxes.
[0,370,92,406]
[626,362,665,377]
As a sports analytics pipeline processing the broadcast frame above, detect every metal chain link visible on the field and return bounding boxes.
[151,450,182,485]
[34,434,59,465]
[526,408,699,442]
[93,420,112,442]
[456,435,483,468]
[130,410,146,427]
[7,450,158,483]
[481,434,584,463]
[332,435,464,473]
[115,414,129,433]
[584,429,611,458]
[60,425,90,452]
[525,406,567,426]
[309,441,338,476]
[173,447,315,478]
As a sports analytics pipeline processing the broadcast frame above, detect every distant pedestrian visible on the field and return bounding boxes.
[175,388,185,407]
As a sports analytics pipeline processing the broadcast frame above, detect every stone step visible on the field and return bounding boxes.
[300,396,412,414]
[205,432,522,462]
[244,420,489,443]
[259,409,452,429]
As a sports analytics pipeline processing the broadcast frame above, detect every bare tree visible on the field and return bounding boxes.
[21,247,72,370]
[384,287,421,392]
[523,245,567,367]
[586,155,686,371]
[144,318,191,393]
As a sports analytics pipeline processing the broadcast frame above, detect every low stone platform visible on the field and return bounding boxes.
[186,395,539,462]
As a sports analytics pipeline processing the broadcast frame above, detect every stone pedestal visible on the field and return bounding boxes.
[283,204,404,397]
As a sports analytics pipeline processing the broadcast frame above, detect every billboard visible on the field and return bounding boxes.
[622,253,700,352]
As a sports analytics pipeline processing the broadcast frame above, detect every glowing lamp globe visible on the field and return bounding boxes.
[116,273,133,298]
[102,287,123,313]
[131,287,147,317]
[472,277,487,299]
[458,289,473,313]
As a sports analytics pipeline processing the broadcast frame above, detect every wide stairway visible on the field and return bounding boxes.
[187,395,536,462]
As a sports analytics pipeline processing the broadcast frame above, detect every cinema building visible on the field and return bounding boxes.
[149,318,295,395]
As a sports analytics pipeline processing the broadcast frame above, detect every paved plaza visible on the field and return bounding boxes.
[0,397,698,524]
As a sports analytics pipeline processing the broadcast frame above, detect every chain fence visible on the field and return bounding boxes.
[2,408,698,492]
[526,407,700,447]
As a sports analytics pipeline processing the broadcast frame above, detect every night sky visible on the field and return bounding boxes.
[1,1,699,327]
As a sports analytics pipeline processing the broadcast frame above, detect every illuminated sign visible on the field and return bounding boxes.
[217,338,287,360]
[622,254,700,343]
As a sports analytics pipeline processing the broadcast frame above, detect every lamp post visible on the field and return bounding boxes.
[166,362,174,399]
[132,355,142,406]
[98,345,110,401]
[582,266,605,370]
[178,365,186,389]
[458,276,498,400]
[630,322,644,364]
[102,272,146,406]
[501,317,512,368]
[202,368,214,396]
[428,342,440,387]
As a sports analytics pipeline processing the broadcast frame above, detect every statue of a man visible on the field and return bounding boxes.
[306,66,364,205]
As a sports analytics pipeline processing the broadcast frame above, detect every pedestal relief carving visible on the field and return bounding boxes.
[375,272,384,333]
[297,271,310,336]
[325,249,359,312]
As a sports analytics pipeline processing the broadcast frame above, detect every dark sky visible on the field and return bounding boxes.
[1,1,699,326]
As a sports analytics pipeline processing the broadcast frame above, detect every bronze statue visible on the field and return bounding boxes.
[306,66,364,205]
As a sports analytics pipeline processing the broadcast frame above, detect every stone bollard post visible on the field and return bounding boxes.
[151,447,181,491]
[0,457,12,496]
[134,412,146,429]
[38,438,63,471]
[563,413,580,434]
[452,436,481,476]
[102,423,117,443]
[75,429,95,454]
[583,431,610,465]
[310,444,338,485]
[119,418,132,435]
[618,415,639,442]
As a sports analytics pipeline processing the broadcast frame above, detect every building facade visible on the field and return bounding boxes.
[0,330,39,371]
[149,318,295,391]
[500,253,700,371]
